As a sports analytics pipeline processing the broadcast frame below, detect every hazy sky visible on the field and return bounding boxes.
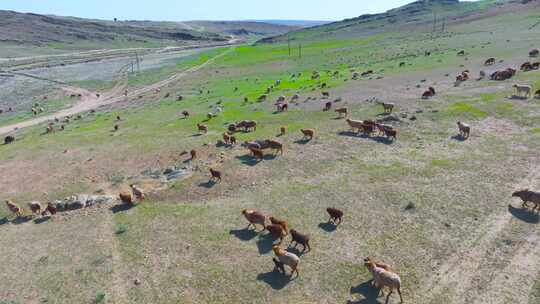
[1,0,437,21]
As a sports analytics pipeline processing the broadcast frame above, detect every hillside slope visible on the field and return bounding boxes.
[259,0,534,43]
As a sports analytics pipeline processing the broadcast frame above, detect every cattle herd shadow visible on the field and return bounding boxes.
[294,139,312,145]
[256,269,295,290]
[508,95,528,100]
[34,216,51,224]
[10,215,33,225]
[451,134,468,141]
[236,155,261,166]
[348,280,382,304]
[229,227,258,241]
[0,217,9,226]
[256,233,278,254]
[508,204,540,224]
[318,222,338,232]
[285,245,308,258]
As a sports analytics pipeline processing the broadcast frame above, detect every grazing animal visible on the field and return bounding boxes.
[399,62,406,67]
[383,128,397,141]
[457,121,471,138]
[197,123,208,134]
[266,224,286,242]
[422,89,434,99]
[335,107,348,118]
[5,200,23,217]
[512,189,540,211]
[116,115,121,121]
[182,111,189,118]
[530,49,539,57]
[521,62,534,72]
[291,94,300,102]
[533,62,540,70]
[457,50,465,56]
[235,120,257,132]
[223,133,231,145]
[242,209,266,230]
[364,259,403,304]
[362,70,373,77]
[269,217,289,235]
[250,148,264,161]
[42,202,58,216]
[114,124,119,131]
[266,140,283,155]
[512,84,532,98]
[119,192,133,205]
[230,136,237,145]
[190,149,197,160]
[535,89,540,99]
[209,168,222,182]
[272,245,300,277]
[301,129,315,140]
[289,229,311,252]
[272,258,286,274]
[277,96,286,103]
[4,135,15,145]
[361,123,375,136]
[276,103,288,112]
[130,184,145,201]
[382,103,395,113]
[280,126,286,136]
[177,95,184,101]
[28,201,42,216]
[322,91,330,98]
[484,58,495,66]
[327,207,343,225]
[490,68,516,81]
[346,118,364,134]
[324,101,332,111]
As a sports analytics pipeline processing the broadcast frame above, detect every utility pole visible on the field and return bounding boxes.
[298,44,302,59]
[441,18,446,32]
[135,52,140,74]
[287,35,291,56]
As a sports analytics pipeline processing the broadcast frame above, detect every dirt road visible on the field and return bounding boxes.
[0,46,233,137]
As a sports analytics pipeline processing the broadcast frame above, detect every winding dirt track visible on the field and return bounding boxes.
[0,46,233,136]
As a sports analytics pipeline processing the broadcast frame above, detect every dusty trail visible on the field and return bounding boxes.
[422,166,540,303]
[0,46,232,137]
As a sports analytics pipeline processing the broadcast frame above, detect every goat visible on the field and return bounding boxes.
[272,245,300,277]
[197,123,208,134]
[512,84,532,98]
[382,103,395,113]
[242,209,266,231]
[327,207,343,225]
[209,168,222,182]
[289,229,311,252]
[364,259,403,304]
[301,129,315,141]
[28,201,42,216]
[5,200,23,217]
[130,184,145,201]
[457,121,471,138]
[512,189,540,211]
[335,107,348,118]
[269,217,289,235]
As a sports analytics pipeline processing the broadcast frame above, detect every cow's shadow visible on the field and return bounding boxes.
[508,204,539,224]
[348,280,381,304]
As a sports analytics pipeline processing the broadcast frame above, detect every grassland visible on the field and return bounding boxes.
[1,1,540,303]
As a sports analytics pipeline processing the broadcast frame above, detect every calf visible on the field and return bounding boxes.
[272,245,300,277]
[119,192,134,205]
[266,140,283,155]
[327,207,343,225]
[457,121,471,138]
[266,224,286,242]
[335,107,348,118]
[301,129,315,141]
[242,209,266,231]
[209,168,222,182]
[28,201,42,216]
[270,217,289,235]
[5,200,23,217]
[512,189,540,211]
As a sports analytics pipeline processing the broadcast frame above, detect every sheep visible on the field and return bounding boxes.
[4,135,15,145]
[42,202,58,216]
[5,200,23,217]
[301,129,315,141]
[209,168,222,182]
[119,192,134,205]
[197,123,208,134]
[512,189,540,211]
[327,207,343,225]
[182,111,189,118]
[457,121,471,138]
[242,209,266,231]
[249,148,264,161]
[346,118,364,134]
[190,149,197,160]
[324,102,332,111]
[335,107,348,118]
[28,201,42,216]
[272,245,300,277]
[223,133,231,145]
[280,126,286,136]
[269,217,289,235]
[364,258,403,304]
[382,103,395,113]
[266,224,286,242]
[289,229,311,252]
[266,140,283,155]
[512,84,532,98]
[130,184,145,201]
[484,58,495,66]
